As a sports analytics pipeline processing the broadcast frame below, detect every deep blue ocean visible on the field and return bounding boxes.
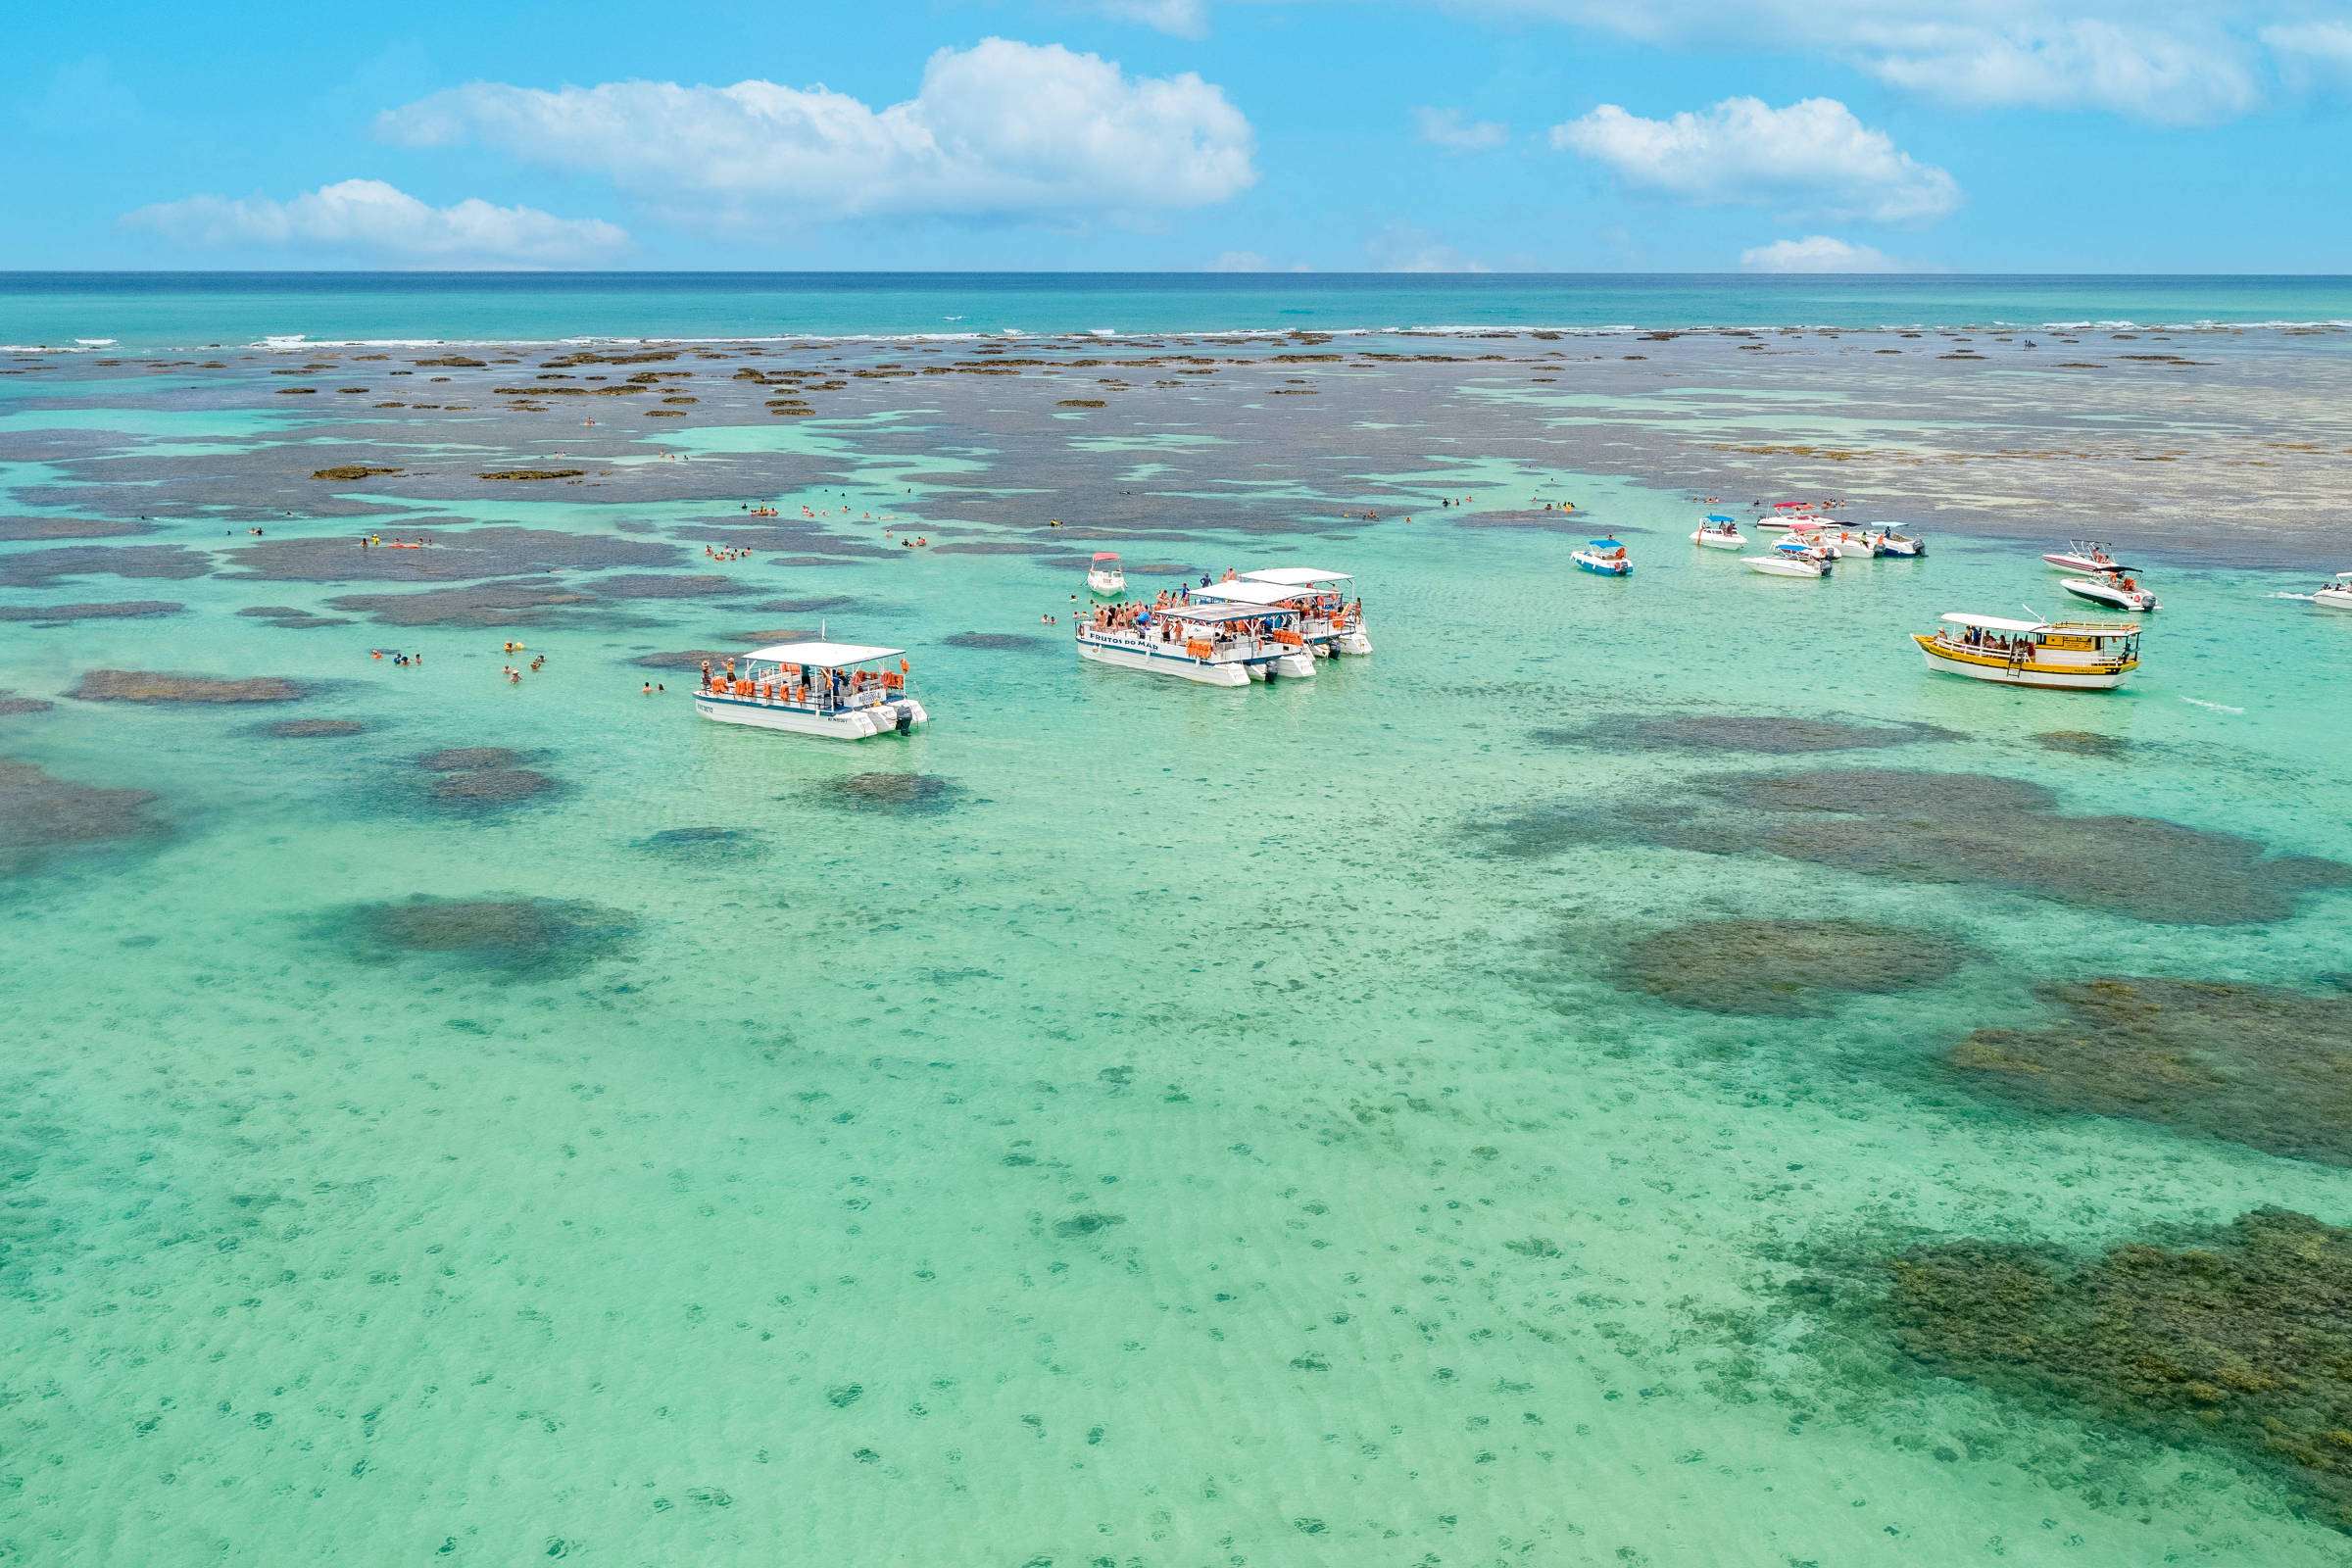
[6,270,2352,350]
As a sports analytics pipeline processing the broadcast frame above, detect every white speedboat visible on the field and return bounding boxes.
[2314,571,2352,611]
[1573,537,1633,575]
[1914,613,2139,690]
[695,641,927,739]
[1076,601,1315,685]
[1791,527,1879,560]
[1870,523,1926,556]
[2062,567,2160,612]
[1086,552,1126,597]
[1691,514,1746,549]
[1745,541,1833,577]
[2043,539,2120,573]
[1202,570,1372,656]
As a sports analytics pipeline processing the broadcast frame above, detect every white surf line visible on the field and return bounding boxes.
[2271,592,2317,601]
[2182,697,2246,712]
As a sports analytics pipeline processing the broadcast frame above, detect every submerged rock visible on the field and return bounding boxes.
[352,896,632,974]
[1539,714,1964,754]
[1486,768,2349,925]
[631,649,736,671]
[2034,729,2132,758]
[1951,976,2352,1165]
[0,758,164,875]
[431,768,557,808]
[0,690,55,715]
[943,632,1050,653]
[255,718,366,738]
[0,516,155,541]
[1869,1208,2352,1532]
[636,826,769,863]
[230,528,675,586]
[812,773,965,814]
[0,600,183,622]
[70,669,307,703]
[323,579,596,627]
[1619,918,1962,1016]
[0,545,213,588]
[590,573,741,600]
[416,747,524,772]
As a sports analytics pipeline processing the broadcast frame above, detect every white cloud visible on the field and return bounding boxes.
[1209,250,1272,270]
[1412,106,1509,150]
[1077,0,1209,37]
[378,39,1256,229]
[1552,96,1960,225]
[1365,220,1492,272]
[1740,234,1906,271]
[2264,22,2352,91]
[121,178,627,268]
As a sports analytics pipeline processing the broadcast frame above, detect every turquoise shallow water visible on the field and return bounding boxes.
[5,342,2352,1565]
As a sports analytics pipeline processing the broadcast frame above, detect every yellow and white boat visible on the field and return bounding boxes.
[1913,613,2140,691]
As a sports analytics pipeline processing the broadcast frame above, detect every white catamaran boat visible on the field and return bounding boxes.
[1691,514,1746,549]
[1076,600,1316,685]
[1914,613,2140,690]
[2061,566,2160,612]
[1745,540,1834,577]
[1086,552,1126,597]
[2043,540,2121,574]
[694,641,928,739]
[1199,570,1373,656]
[2313,571,2352,611]
[1241,566,1372,655]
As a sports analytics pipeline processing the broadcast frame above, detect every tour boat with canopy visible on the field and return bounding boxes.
[1914,613,2140,690]
[1195,573,1371,656]
[1075,599,1316,685]
[2043,540,2121,573]
[2061,565,2160,612]
[1573,537,1632,575]
[1691,515,1746,550]
[1241,566,1372,655]
[695,641,928,738]
[2312,571,2352,612]
[1086,552,1126,597]
[1744,539,1834,577]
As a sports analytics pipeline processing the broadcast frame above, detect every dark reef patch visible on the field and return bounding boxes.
[348,896,632,976]
[0,545,213,588]
[635,826,770,864]
[70,669,307,703]
[0,758,165,875]
[0,600,182,622]
[810,773,966,814]
[323,578,596,627]
[943,632,1050,653]
[0,691,55,716]
[430,769,558,808]
[1618,918,1962,1016]
[223,526,675,584]
[255,718,366,738]
[1850,1208,2352,1532]
[589,573,742,600]
[2035,730,2133,759]
[755,597,858,614]
[237,605,352,629]
[1951,976,2352,1165]
[0,516,154,541]
[1485,768,2349,925]
[416,747,525,772]
[1539,714,1965,755]
[631,649,736,671]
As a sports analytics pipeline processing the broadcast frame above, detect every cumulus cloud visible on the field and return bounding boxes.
[2264,22,2352,91]
[120,178,627,267]
[1412,106,1509,150]
[377,39,1256,229]
[1740,235,1908,271]
[1552,96,1960,225]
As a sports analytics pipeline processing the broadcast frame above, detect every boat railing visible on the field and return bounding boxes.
[701,673,907,710]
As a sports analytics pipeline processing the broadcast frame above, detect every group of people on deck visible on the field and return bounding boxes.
[700,658,903,708]
[1957,624,2034,657]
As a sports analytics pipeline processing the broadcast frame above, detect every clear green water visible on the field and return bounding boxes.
[5,370,2352,1565]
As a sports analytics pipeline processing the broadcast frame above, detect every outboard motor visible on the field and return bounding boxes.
[895,704,914,735]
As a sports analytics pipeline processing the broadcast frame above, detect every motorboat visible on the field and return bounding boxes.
[2314,571,2352,611]
[1789,526,1879,560]
[694,641,927,739]
[1691,515,1746,550]
[1870,523,1926,557]
[1914,613,2139,690]
[2043,540,2121,573]
[1744,540,1834,577]
[1075,599,1316,685]
[1573,537,1633,575]
[2061,566,2160,612]
[1086,552,1126,597]
[1203,570,1372,656]
[1757,512,1832,534]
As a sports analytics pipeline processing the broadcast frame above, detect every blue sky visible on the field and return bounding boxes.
[8,1,2352,271]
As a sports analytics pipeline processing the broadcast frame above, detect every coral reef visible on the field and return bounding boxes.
[0,759,164,874]
[70,669,306,703]
[1619,918,1962,1016]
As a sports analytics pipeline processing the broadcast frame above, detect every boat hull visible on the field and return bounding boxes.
[1876,536,1925,557]
[1691,530,1745,550]
[1077,637,1250,685]
[695,693,928,738]
[1086,570,1126,597]
[1574,552,1632,575]
[2042,553,2111,573]
[2314,589,2352,612]
[1914,636,2132,690]
[1744,555,1830,577]
[2061,577,2160,612]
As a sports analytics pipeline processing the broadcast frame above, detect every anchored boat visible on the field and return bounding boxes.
[2061,566,2160,612]
[1242,567,1372,655]
[1691,515,1746,550]
[1869,522,1926,557]
[695,641,928,739]
[1573,537,1633,575]
[1075,599,1315,685]
[1086,552,1126,597]
[1914,613,2140,690]
[2043,540,2121,574]
[1744,539,1834,577]
[1197,571,1373,656]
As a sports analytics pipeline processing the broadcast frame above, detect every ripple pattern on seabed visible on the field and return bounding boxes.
[2,334,2352,1567]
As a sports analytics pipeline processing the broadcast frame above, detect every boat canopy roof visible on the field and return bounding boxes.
[1940,613,2044,633]
[745,641,903,666]
[1093,552,1120,562]
[1243,566,1353,586]
[1704,514,1735,523]
[1586,538,1620,549]
[1938,613,2137,637]
[1166,602,1294,624]
[1192,579,1316,606]
[2333,571,2352,584]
